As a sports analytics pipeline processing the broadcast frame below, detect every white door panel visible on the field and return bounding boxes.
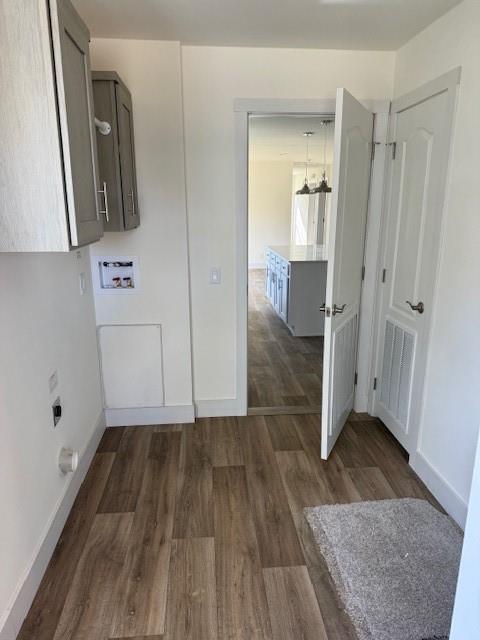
[375,74,458,453]
[390,128,434,315]
[331,309,358,431]
[321,89,373,459]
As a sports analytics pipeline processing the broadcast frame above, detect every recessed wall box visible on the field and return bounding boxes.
[91,255,140,294]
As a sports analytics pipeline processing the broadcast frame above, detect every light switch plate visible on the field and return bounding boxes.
[79,272,87,295]
[210,267,221,284]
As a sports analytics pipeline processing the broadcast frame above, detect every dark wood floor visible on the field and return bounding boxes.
[20,414,440,640]
[248,269,323,413]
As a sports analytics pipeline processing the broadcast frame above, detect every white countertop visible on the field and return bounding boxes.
[268,244,328,263]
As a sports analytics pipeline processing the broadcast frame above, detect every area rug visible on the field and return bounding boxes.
[304,498,463,640]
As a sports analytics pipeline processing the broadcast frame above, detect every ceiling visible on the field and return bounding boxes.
[249,116,335,165]
[73,0,460,50]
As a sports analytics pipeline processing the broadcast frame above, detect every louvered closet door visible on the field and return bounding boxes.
[375,72,459,453]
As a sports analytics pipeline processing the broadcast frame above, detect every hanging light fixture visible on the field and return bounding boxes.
[316,120,332,193]
[296,131,314,195]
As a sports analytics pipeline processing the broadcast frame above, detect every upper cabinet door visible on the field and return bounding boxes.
[50,0,103,246]
[115,83,140,230]
[92,77,124,231]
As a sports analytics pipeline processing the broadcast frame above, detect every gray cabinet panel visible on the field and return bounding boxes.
[278,272,289,322]
[0,0,102,251]
[92,79,123,231]
[52,0,103,246]
[0,0,67,251]
[116,83,140,230]
[92,72,140,231]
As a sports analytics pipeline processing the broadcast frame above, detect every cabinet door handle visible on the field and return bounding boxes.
[128,189,136,216]
[98,182,109,222]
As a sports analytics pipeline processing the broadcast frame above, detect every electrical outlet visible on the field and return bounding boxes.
[52,397,62,427]
[49,370,58,394]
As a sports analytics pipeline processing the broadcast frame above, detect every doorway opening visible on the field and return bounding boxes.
[247,114,335,415]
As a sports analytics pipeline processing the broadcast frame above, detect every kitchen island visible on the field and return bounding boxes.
[265,245,328,336]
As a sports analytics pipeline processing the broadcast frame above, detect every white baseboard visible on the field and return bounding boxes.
[105,404,195,427]
[410,451,468,529]
[0,619,15,640]
[0,412,106,639]
[195,398,245,418]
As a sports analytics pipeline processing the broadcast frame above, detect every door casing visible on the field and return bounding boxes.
[234,97,390,416]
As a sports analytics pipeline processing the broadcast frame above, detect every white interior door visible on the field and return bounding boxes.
[374,70,459,454]
[321,89,373,459]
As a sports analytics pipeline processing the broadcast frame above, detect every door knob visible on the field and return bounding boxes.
[319,303,331,317]
[406,300,424,314]
[332,304,346,316]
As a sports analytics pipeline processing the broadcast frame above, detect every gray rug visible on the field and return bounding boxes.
[304,499,463,640]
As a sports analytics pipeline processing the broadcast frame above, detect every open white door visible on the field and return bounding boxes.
[321,89,373,459]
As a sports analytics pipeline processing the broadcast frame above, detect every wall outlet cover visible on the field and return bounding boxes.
[52,397,62,427]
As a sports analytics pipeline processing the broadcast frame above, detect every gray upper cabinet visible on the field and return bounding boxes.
[92,72,140,231]
[0,0,103,251]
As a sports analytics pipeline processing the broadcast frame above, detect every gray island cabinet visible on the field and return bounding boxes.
[265,246,328,337]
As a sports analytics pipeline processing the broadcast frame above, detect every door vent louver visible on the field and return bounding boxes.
[380,320,414,431]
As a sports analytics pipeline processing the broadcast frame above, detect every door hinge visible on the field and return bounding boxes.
[354,372,358,386]
[361,265,365,281]
[373,377,377,391]
[381,268,387,283]
[387,141,397,160]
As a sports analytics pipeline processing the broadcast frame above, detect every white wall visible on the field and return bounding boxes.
[182,46,395,402]
[450,430,480,639]
[394,0,480,521]
[248,160,293,267]
[0,251,103,635]
[89,40,194,414]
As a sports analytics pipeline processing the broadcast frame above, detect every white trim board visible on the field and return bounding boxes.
[195,398,244,418]
[0,618,14,640]
[105,404,195,427]
[234,97,390,115]
[392,67,461,114]
[355,111,389,412]
[0,412,106,639]
[410,451,468,529]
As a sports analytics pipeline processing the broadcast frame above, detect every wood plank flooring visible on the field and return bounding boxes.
[248,269,323,413]
[20,415,441,640]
